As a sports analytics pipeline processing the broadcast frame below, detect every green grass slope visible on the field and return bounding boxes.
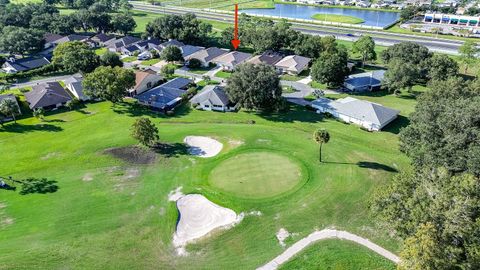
[0,94,413,269]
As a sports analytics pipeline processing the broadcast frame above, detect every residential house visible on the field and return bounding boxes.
[311,97,399,131]
[212,51,252,71]
[135,77,192,111]
[190,85,237,112]
[2,56,50,73]
[91,33,116,46]
[107,36,142,52]
[43,33,64,49]
[64,76,90,101]
[180,45,204,58]
[25,82,72,110]
[129,69,163,96]
[185,47,229,67]
[344,70,385,92]
[275,55,311,75]
[247,50,284,66]
[0,94,21,121]
[161,39,185,49]
[53,34,92,46]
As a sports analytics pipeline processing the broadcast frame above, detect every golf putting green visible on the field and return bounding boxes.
[209,151,304,199]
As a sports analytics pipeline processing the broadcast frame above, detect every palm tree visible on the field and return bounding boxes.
[313,129,330,163]
[0,98,19,123]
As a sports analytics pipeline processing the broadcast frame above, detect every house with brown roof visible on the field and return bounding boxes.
[185,47,229,67]
[25,82,72,110]
[129,70,163,96]
[275,55,311,75]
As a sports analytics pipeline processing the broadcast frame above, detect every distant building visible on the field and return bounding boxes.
[312,97,399,131]
[2,56,50,74]
[25,82,72,110]
[424,13,480,27]
[344,70,385,92]
[190,85,237,112]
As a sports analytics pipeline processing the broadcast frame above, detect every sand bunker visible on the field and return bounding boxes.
[184,136,223,158]
[173,194,238,250]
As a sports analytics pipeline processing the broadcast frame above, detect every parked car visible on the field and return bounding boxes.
[137,51,152,60]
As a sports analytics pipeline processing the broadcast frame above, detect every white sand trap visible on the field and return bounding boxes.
[173,194,238,249]
[184,136,223,158]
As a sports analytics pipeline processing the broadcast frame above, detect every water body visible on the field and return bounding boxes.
[243,4,400,27]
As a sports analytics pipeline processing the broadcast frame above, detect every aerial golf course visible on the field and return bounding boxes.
[0,96,412,269]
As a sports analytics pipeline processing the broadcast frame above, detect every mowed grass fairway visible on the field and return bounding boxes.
[279,239,396,270]
[0,95,412,269]
[208,151,305,199]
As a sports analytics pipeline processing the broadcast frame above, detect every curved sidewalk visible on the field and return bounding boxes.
[257,229,400,270]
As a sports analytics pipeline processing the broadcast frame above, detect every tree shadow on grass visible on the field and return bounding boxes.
[357,161,398,172]
[256,103,324,124]
[0,123,63,133]
[322,161,398,172]
[383,115,410,135]
[153,142,190,158]
[19,178,59,195]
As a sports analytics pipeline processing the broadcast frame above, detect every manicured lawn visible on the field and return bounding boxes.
[311,14,365,24]
[141,58,161,66]
[95,47,108,56]
[280,239,396,270]
[169,0,274,10]
[215,70,232,78]
[208,151,305,199]
[0,95,412,269]
[121,56,137,62]
[188,67,213,75]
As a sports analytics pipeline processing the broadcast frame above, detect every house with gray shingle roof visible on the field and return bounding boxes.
[185,47,229,67]
[180,45,204,58]
[275,55,311,75]
[311,97,399,131]
[135,77,192,112]
[212,51,252,71]
[190,85,237,112]
[25,82,72,110]
[65,76,90,101]
[2,56,51,73]
[247,50,284,66]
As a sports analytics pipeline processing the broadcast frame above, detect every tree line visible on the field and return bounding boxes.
[0,0,136,55]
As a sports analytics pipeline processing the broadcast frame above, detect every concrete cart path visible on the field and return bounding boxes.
[256,229,400,270]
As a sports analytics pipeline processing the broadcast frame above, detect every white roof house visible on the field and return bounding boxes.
[311,97,399,131]
[190,85,236,112]
[275,55,311,75]
[212,51,252,71]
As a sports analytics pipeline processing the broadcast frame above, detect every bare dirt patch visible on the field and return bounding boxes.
[41,152,60,160]
[82,173,94,182]
[104,146,156,164]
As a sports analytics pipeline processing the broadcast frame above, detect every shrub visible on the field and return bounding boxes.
[188,58,202,69]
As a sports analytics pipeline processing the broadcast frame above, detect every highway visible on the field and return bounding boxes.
[131,2,465,55]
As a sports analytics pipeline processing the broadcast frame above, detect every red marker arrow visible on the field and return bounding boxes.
[231,4,240,50]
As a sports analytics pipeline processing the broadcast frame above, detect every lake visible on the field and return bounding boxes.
[243,4,400,27]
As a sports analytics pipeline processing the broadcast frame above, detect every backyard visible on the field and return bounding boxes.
[0,88,417,268]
